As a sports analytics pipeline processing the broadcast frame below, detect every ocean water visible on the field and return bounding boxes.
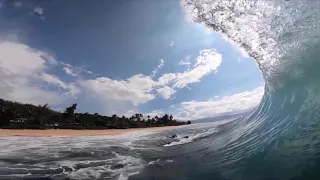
[2,0,320,179]
[0,122,226,180]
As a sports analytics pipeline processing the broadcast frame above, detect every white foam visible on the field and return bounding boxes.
[118,170,141,180]
[67,166,108,179]
[148,159,160,165]
[60,153,144,180]
[0,129,161,179]
[164,128,218,147]
[113,153,145,180]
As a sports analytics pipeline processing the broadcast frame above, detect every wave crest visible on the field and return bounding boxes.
[182,0,320,85]
[180,1,320,179]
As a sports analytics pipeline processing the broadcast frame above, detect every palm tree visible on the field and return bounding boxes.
[135,113,141,123]
[64,103,77,122]
[151,118,155,126]
[163,114,169,125]
[169,115,173,125]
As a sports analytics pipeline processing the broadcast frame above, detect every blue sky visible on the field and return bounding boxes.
[0,0,264,120]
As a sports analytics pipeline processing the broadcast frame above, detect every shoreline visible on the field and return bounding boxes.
[0,126,186,137]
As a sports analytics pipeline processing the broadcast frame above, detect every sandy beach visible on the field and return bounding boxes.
[0,126,185,137]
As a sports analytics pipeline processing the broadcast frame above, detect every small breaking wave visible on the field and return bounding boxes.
[164,128,218,147]
[0,132,159,180]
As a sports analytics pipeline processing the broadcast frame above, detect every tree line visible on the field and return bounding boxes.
[0,99,191,129]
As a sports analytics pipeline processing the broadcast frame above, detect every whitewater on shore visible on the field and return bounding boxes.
[0,122,224,180]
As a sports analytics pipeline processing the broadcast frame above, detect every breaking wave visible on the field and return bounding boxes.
[170,0,320,179]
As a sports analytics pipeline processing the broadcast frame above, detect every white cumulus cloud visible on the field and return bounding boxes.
[80,49,222,109]
[40,73,80,96]
[145,109,165,117]
[156,86,176,99]
[0,40,79,105]
[157,49,221,89]
[174,86,264,120]
[33,6,43,15]
[79,74,156,105]
[0,41,46,76]
[41,73,68,89]
[63,66,78,77]
[32,6,45,20]
[172,49,222,88]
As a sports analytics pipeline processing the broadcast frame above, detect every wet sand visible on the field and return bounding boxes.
[0,126,185,137]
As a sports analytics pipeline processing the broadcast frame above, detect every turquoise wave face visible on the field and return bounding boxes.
[132,0,320,179]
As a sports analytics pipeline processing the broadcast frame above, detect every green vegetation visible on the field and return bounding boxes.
[0,99,191,129]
